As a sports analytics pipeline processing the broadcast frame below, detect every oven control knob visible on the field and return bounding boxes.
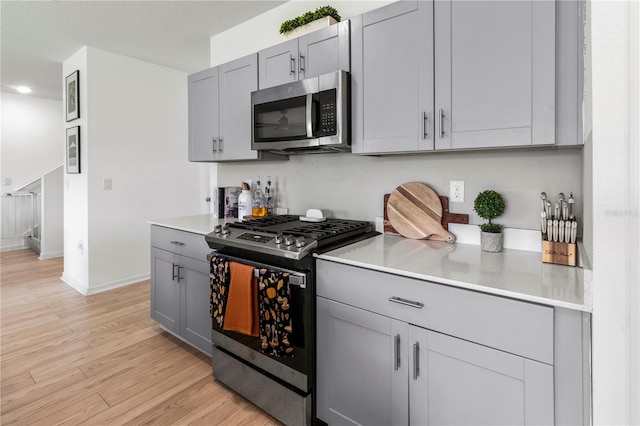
[214,225,222,234]
[274,234,284,244]
[295,238,307,248]
[284,236,295,246]
[221,226,230,235]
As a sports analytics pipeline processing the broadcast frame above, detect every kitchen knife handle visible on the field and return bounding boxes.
[290,55,296,76]
[422,111,428,139]
[394,334,401,371]
[438,108,445,138]
[559,220,565,242]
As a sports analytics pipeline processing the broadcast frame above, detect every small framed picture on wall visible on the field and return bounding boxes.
[66,126,80,174]
[66,70,79,122]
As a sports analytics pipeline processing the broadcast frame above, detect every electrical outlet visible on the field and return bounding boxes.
[450,180,464,202]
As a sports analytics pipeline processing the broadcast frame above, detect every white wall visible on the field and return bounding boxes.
[61,47,90,291]
[40,165,64,259]
[590,1,639,424]
[1,92,63,192]
[62,46,201,295]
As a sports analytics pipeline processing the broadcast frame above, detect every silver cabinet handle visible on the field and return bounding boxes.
[170,241,185,246]
[299,52,305,73]
[394,334,401,371]
[422,111,428,139]
[172,263,179,281]
[212,137,218,153]
[218,137,224,152]
[290,55,296,76]
[438,108,444,138]
[388,296,424,309]
[177,265,184,283]
[413,342,420,380]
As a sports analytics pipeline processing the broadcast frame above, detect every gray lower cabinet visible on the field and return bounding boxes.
[150,226,212,356]
[316,259,591,425]
[316,297,553,425]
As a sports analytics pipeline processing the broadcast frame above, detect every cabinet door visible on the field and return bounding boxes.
[434,0,555,149]
[298,20,350,80]
[351,0,434,154]
[188,67,219,161]
[150,248,181,334]
[410,326,554,425]
[258,39,298,89]
[219,54,259,161]
[181,257,212,356]
[316,297,408,426]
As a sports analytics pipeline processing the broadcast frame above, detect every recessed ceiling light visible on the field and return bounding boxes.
[16,86,32,94]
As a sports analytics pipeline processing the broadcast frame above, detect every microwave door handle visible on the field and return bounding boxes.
[306,93,313,138]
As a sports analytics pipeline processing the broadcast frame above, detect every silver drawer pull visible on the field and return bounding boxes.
[170,241,185,246]
[394,334,401,371]
[388,296,424,309]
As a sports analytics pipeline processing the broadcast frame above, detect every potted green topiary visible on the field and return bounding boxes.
[279,6,341,38]
[473,190,506,252]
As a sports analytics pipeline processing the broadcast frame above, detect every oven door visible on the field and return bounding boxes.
[209,252,313,393]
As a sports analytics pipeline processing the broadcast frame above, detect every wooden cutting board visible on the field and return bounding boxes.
[387,182,456,243]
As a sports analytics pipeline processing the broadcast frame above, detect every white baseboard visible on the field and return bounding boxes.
[61,272,151,296]
[39,251,63,260]
[1,243,28,252]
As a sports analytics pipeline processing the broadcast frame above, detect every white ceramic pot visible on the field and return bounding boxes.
[480,231,503,253]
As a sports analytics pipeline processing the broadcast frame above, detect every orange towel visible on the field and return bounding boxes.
[223,262,259,336]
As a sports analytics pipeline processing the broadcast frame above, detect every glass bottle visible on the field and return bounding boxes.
[252,176,267,217]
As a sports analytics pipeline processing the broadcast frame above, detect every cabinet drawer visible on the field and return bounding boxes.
[317,260,554,364]
[151,225,210,261]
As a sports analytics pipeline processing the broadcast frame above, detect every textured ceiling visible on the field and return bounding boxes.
[1,0,286,100]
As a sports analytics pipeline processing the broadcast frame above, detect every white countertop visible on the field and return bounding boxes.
[316,234,592,312]
[148,214,235,235]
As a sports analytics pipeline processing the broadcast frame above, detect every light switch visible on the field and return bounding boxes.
[103,178,113,190]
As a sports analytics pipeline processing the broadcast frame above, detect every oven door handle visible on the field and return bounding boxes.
[208,250,307,288]
[253,268,305,288]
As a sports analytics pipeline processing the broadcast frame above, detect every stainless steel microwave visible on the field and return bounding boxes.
[251,70,350,154]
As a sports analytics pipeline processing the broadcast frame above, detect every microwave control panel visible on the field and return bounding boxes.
[317,89,337,137]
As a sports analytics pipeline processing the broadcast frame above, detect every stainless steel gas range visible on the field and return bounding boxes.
[205,215,377,425]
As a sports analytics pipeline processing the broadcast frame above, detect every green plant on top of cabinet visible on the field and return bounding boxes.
[188,54,283,162]
[258,20,350,89]
[350,0,582,154]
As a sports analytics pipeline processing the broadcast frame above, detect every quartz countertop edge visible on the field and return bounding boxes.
[315,234,592,313]
[148,214,234,235]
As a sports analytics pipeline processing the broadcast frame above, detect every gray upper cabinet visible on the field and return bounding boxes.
[218,54,259,161]
[188,54,283,162]
[350,1,434,154]
[188,67,219,161]
[258,20,350,90]
[434,0,556,149]
[351,0,579,154]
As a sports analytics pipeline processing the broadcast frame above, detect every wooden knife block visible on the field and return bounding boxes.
[541,239,577,266]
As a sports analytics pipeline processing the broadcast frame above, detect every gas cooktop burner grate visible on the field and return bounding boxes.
[229,215,299,229]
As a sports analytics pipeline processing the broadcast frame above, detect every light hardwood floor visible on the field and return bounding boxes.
[1,249,280,425]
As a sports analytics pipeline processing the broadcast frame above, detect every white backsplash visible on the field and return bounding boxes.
[215,148,583,233]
